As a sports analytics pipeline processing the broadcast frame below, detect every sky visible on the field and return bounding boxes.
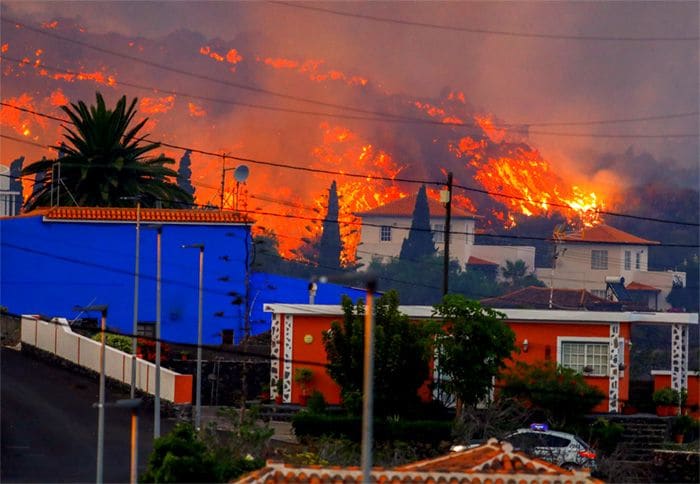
[1,1,698,241]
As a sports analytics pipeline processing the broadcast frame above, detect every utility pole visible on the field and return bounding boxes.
[219,153,227,210]
[442,172,453,297]
[154,226,162,438]
[361,278,377,484]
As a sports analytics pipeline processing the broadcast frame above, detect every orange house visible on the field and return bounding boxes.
[264,302,697,414]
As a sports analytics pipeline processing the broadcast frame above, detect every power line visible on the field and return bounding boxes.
[270,1,700,42]
[2,53,697,131]
[2,103,698,228]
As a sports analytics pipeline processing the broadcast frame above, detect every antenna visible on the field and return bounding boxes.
[233,165,249,183]
[233,165,249,211]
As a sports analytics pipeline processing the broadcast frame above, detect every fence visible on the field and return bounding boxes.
[21,315,192,404]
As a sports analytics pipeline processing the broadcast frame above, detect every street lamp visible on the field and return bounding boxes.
[121,196,142,399]
[74,304,108,484]
[144,224,163,438]
[182,243,204,431]
[99,398,142,484]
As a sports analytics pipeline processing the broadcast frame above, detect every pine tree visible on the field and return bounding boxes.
[400,185,436,261]
[318,180,343,269]
[177,150,196,204]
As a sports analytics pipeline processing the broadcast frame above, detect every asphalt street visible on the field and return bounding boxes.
[1,346,174,483]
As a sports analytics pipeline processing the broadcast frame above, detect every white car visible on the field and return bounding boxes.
[452,425,596,469]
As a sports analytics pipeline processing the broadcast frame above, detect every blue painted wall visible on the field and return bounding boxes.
[0,214,364,344]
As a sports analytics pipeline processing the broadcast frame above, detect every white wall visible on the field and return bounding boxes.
[20,315,191,403]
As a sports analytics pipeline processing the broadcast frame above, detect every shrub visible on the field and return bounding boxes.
[306,391,327,414]
[501,361,605,430]
[652,387,687,406]
[92,332,133,353]
[589,418,624,456]
[291,413,452,445]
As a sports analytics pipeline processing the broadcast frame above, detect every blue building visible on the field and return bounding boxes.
[0,207,364,344]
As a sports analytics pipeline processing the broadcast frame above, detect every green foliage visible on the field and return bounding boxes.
[501,361,605,429]
[589,418,624,456]
[652,387,687,406]
[141,410,270,483]
[91,332,133,353]
[432,295,516,406]
[322,291,432,416]
[291,413,452,444]
[306,390,327,414]
[400,185,436,261]
[671,414,695,436]
[203,406,274,460]
[500,259,545,292]
[318,180,343,269]
[22,92,193,210]
[140,423,218,483]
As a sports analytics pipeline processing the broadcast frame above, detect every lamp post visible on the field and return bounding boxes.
[182,243,204,431]
[361,278,377,484]
[111,398,142,484]
[154,225,162,438]
[144,223,163,438]
[121,196,142,399]
[74,304,108,484]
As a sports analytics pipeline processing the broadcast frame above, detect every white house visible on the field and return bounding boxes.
[355,193,535,272]
[535,224,685,310]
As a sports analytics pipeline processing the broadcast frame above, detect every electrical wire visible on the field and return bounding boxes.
[2,105,698,228]
[2,53,697,133]
[270,1,700,42]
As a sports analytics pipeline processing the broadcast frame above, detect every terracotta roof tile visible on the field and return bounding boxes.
[356,194,478,219]
[31,206,253,224]
[559,224,659,245]
[467,256,498,266]
[626,281,661,292]
[480,286,626,311]
[234,441,601,483]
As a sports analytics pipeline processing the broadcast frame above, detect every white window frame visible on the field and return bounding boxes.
[433,224,444,244]
[557,336,625,377]
[591,249,608,270]
[624,250,631,270]
[635,252,641,270]
[380,225,392,242]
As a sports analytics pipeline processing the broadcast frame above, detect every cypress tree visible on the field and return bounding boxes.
[318,180,343,269]
[400,185,436,261]
[9,156,24,214]
[177,150,196,204]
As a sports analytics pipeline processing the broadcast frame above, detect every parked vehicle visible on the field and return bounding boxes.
[451,424,596,469]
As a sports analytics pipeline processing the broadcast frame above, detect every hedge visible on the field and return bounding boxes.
[291,413,452,444]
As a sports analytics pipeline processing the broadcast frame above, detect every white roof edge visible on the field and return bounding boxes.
[262,304,698,324]
[651,370,700,376]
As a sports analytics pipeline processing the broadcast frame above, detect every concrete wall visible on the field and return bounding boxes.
[21,315,192,403]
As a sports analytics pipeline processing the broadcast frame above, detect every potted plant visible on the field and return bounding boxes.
[259,384,270,402]
[653,387,685,416]
[671,414,694,443]
[274,379,284,405]
[294,367,314,406]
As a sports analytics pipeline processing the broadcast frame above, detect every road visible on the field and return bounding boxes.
[1,346,174,483]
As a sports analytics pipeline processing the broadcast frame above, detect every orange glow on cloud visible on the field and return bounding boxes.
[188,102,206,117]
[139,95,175,114]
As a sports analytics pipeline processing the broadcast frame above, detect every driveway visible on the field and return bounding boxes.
[1,346,174,483]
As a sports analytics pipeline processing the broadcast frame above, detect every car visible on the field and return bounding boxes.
[451,424,596,470]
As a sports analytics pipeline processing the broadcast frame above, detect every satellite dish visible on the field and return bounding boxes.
[233,165,249,183]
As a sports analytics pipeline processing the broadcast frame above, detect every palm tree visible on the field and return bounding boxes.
[22,92,194,210]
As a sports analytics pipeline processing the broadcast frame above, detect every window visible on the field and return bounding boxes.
[635,252,641,270]
[433,224,444,244]
[591,250,608,270]
[560,341,609,376]
[221,329,234,345]
[624,250,631,270]
[380,225,392,242]
[137,322,155,339]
